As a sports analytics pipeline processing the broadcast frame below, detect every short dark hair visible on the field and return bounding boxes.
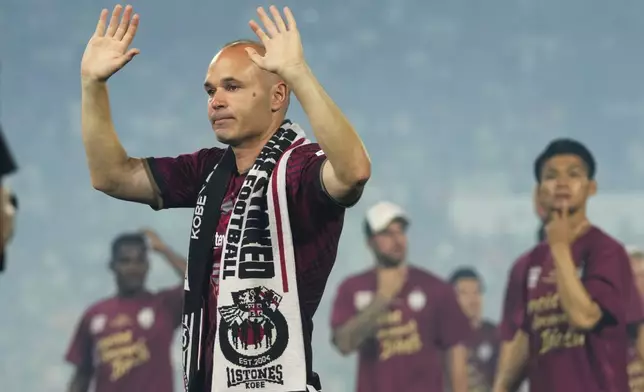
[111,233,146,260]
[449,267,483,287]
[534,138,596,182]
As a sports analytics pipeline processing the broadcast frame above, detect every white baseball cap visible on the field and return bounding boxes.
[364,201,409,235]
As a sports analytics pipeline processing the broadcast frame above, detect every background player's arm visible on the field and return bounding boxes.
[68,367,92,392]
[636,325,644,363]
[142,228,186,276]
[550,244,602,330]
[332,295,390,355]
[493,331,529,392]
[445,344,469,392]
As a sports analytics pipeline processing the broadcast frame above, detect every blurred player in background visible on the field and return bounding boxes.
[493,139,638,392]
[330,201,470,392]
[450,267,499,392]
[65,230,186,392]
[494,186,549,392]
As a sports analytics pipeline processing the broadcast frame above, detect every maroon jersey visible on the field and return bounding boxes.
[147,143,346,389]
[65,287,183,392]
[466,321,499,392]
[330,266,471,392]
[499,254,531,342]
[517,226,634,392]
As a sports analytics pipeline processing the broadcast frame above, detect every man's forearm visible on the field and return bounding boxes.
[447,344,469,392]
[333,296,390,355]
[81,79,131,191]
[636,324,644,362]
[551,245,602,329]
[494,332,529,392]
[283,65,370,186]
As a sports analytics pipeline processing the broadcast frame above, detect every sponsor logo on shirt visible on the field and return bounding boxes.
[376,309,423,361]
[527,267,542,289]
[218,286,288,388]
[90,314,107,334]
[354,291,373,311]
[477,342,493,362]
[215,232,225,248]
[96,329,151,381]
[527,291,586,355]
[137,307,155,330]
[407,289,426,311]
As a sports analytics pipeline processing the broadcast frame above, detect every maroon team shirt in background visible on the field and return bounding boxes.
[466,321,499,392]
[516,226,635,392]
[65,287,183,392]
[499,254,531,342]
[331,266,471,392]
[147,143,346,389]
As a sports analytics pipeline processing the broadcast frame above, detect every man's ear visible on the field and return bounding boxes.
[270,81,289,113]
[588,179,598,197]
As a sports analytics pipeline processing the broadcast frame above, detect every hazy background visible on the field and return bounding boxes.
[3,0,644,390]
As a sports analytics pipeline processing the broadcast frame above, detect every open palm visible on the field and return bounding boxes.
[246,6,306,78]
[81,5,140,82]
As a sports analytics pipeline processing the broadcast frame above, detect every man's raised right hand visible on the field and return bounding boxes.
[81,5,140,83]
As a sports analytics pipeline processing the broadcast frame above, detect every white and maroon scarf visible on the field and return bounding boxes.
[182,121,312,392]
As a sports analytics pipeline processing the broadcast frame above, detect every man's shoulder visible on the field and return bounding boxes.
[513,243,550,270]
[586,226,626,253]
[191,146,226,164]
[409,265,450,289]
[153,285,183,300]
[82,295,120,318]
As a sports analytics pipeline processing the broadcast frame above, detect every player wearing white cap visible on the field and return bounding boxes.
[329,201,471,392]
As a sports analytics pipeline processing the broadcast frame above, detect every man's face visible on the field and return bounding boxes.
[369,220,408,267]
[630,255,644,295]
[111,243,149,293]
[537,154,596,216]
[203,45,288,147]
[454,278,482,322]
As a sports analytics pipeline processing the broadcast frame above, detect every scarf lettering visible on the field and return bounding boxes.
[190,195,207,240]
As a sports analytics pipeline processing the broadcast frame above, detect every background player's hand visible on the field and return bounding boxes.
[81,5,140,83]
[545,201,589,248]
[546,201,573,247]
[141,228,167,253]
[246,6,306,79]
[376,265,407,301]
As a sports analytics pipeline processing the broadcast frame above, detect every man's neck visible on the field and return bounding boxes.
[117,288,146,298]
[232,117,285,174]
[567,210,591,240]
